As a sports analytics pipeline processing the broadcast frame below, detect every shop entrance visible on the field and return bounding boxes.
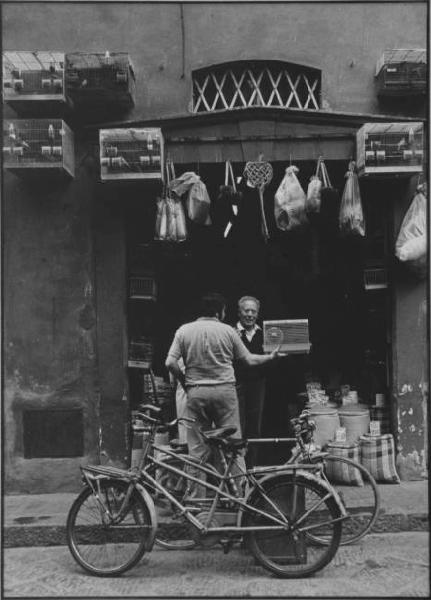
[124,159,393,465]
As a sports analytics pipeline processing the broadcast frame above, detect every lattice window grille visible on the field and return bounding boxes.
[192,66,320,113]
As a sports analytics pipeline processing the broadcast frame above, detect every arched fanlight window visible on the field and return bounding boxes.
[192,60,321,113]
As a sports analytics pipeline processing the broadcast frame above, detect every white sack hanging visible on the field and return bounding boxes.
[274,165,308,231]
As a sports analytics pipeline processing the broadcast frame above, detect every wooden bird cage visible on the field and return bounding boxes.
[357,122,424,177]
[375,49,427,97]
[263,319,310,354]
[3,118,74,178]
[3,51,69,115]
[100,128,164,181]
[65,52,135,111]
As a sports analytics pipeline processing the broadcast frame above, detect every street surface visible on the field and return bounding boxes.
[3,532,429,597]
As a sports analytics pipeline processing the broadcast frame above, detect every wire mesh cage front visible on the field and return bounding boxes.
[263,319,311,354]
[3,51,66,101]
[129,276,157,300]
[356,122,424,176]
[3,119,74,177]
[100,128,164,181]
[364,267,388,290]
[375,49,427,96]
[65,52,135,108]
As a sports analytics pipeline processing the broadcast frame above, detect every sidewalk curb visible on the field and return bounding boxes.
[4,513,429,548]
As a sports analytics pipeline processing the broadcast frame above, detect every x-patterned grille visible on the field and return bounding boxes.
[192,61,321,113]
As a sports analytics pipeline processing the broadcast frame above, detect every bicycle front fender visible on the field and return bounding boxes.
[134,482,158,551]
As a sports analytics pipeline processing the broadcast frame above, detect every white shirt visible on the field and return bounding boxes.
[236,321,261,343]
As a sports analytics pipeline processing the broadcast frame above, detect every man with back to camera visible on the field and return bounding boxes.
[165,292,279,495]
[234,295,266,467]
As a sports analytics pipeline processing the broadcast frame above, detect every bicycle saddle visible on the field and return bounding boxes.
[202,427,237,439]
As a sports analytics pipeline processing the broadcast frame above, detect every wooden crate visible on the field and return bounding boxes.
[3,51,69,115]
[65,52,135,110]
[356,122,424,177]
[263,319,310,354]
[100,128,164,181]
[375,49,426,97]
[3,118,74,178]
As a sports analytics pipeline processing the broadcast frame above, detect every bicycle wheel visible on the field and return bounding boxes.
[311,455,380,545]
[67,480,152,576]
[153,457,196,550]
[245,474,342,578]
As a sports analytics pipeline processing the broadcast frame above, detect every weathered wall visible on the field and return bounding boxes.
[3,2,427,120]
[3,141,101,492]
[392,176,428,481]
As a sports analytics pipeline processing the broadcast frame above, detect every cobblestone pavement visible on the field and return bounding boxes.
[3,532,429,598]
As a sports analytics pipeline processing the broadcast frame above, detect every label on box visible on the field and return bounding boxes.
[369,421,381,436]
[335,427,347,442]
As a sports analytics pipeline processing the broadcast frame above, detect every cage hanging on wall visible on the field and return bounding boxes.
[363,267,388,290]
[375,49,427,97]
[263,319,310,354]
[99,128,164,181]
[356,122,424,177]
[3,118,74,178]
[65,52,135,111]
[129,276,157,301]
[3,51,69,115]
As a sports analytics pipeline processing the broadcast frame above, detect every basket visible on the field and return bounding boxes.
[309,406,340,449]
[338,406,370,443]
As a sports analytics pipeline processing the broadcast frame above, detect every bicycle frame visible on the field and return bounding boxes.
[140,441,346,536]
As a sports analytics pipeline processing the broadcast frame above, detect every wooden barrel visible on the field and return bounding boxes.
[338,406,370,443]
[309,406,340,449]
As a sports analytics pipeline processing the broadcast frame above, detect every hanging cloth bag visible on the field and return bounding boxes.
[274,165,308,231]
[306,157,324,213]
[395,183,427,266]
[187,178,212,225]
[339,161,365,237]
[244,160,273,242]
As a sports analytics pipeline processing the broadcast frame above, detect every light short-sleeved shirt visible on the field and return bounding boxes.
[167,317,249,386]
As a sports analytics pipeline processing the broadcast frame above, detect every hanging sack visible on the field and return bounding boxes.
[306,158,323,213]
[187,179,212,225]
[155,159,187,242]
[169,171,200,198]
[274,165,308,231]
[339,161,365,237]
[395,185,427,266]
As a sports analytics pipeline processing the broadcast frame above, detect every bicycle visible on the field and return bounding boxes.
[156,409,380,549]
[249,409,380,546]
[66,404,347,578]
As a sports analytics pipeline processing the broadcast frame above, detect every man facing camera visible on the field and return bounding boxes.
[235,295,266,467]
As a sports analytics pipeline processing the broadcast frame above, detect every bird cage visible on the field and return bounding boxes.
[356,122,424,177]
[364,267,388,290]
[99,128,164,181]
[128,337,154,368]
[65,52,135,110]
[375,49,427,97]
[2,51,68,114]
[3,119,74,178]
[263,319,310,354]
[129,276,157,301]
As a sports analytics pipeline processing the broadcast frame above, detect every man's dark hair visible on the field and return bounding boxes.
[199,292,226,317]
